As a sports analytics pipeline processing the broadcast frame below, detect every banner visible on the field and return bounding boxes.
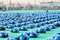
[28,0,30,4]
[18,0,20,5]
[37,0,40,5]
[34,0,36,5]
[10,0,12,6]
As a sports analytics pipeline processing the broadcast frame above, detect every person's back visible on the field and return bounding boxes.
[46,10,48,13]
[3,9,6,12]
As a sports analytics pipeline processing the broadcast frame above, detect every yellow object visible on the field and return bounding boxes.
[37,0,40,5]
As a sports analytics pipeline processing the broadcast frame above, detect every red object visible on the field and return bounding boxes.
[10,0,12,6]
[18,0,20,5]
